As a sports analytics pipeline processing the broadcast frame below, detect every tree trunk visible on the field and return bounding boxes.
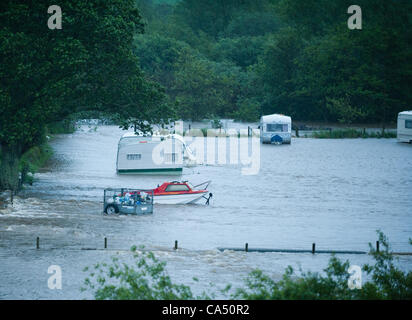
[0,143,21,192]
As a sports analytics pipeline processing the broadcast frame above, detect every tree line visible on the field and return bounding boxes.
[0,0,174,191]
[134,0,411,123]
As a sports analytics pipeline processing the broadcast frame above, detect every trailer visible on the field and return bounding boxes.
[116,133,184,175]
[259,114,292,144]
[397,111,412,143]
[103,188,154,215]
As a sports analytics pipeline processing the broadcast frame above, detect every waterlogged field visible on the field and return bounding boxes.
[0,125,411,299]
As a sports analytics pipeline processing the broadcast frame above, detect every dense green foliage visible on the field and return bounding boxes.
[18,143,53,187]
[0,0,173,191]
[83,232,412,300]
[233,232,412,299]
[82,246,199,299]
[134,0,411,122]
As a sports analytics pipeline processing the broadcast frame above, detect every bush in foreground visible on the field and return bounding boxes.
[82,232,412,300]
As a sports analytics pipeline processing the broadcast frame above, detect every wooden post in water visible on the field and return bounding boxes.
[36,237,39,249]
[312,243,316,254]
[104,237,107,249]
[376,241,379,253]
[174,240,178,250]
[245,243,248,252]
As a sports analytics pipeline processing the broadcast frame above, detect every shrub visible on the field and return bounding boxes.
[83,232,412,300]
[82,246,195,300]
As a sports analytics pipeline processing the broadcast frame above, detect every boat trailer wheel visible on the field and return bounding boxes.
[105,204,118,215]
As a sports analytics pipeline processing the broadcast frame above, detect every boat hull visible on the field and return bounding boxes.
[154,191,208,204]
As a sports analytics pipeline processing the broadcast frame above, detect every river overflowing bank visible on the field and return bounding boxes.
[0,125,411,299]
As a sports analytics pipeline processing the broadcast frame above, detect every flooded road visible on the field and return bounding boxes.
[1,125,411,299]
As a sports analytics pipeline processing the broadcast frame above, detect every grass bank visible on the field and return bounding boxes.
[46,119,77,135]
[311,128,396,139]
[18,143,53,187]
[18,120,77,189]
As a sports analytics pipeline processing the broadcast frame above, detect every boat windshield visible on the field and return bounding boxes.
[165,184,190,192]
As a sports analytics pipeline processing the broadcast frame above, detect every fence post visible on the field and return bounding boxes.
[36,237,39,249]
[104,237,107,249]
[312,243,316,254]
[245,243,248,252]
[376,241,379,253]
[174,240,178,250]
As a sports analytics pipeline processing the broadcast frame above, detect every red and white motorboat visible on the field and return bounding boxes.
[153,181,212,205]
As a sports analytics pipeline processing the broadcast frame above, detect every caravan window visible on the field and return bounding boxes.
[405,120,412,129]
[127,154,141,160]
[267,123,288,132]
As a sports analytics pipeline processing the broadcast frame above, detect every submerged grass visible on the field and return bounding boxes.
[46,120,77,134]
[19,144,53,186]
[17,119,77,188]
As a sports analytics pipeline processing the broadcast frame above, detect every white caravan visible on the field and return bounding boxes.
[259,114,292,144]
[397,111,412,143]
[116,133,197,175]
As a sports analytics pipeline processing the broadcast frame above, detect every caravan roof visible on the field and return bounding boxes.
[398,111,412,116]
[121,132,144,138]
[260,114,291,124]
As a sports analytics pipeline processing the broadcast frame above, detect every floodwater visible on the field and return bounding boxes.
[0,125,411,299]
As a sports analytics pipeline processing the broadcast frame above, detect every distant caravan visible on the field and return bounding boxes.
[259,114,292,144]
[397,111,412,143]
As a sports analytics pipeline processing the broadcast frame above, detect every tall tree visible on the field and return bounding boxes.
[0,0,172,191]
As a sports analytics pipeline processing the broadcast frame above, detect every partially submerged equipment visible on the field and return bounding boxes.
[103,188,154,215]
[103,180,212,214]
[259,114,292,144]
[397,111,412,143]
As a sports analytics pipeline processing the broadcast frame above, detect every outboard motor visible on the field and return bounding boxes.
[205,192,213,205]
